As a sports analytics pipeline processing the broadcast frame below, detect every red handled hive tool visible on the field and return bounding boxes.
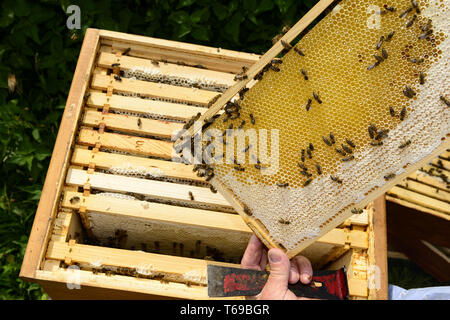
[207,265,348,300]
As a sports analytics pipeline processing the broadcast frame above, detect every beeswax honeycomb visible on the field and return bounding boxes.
[197,0,449,252]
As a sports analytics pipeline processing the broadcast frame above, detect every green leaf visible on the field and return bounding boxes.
[176,0,196,9]
[191,7,209,24]
[191,27,209,41]
[31,129,41,142]
[175,24,192,39]
[275,0,295,15]
[169,11,191,25]
[212,3,228,21]
[224,12,244,44]
[256,0,275,14]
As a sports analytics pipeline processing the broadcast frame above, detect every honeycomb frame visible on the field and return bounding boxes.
[180,0,450,258]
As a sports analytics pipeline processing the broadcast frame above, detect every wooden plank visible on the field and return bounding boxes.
[77,128,174,159]
[71,147,203,182]
[407,171,448,191]
[98,29,260,74]
[65,167,232,208]
[387,186,450,214]
[98,52,236,87]
[82,109,183,139]
[396,179,450,202]
[20,28,101,281]
[62,191,247,233]
[91,73,219,106]
[35,269,231,300]
[46,241,233,286]
[86,91,207,121]
[370,197,388,300]
[386,195,450,221]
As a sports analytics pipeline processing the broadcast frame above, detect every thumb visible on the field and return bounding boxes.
[260,248,290,299]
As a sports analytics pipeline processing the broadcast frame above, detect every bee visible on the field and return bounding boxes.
[368,124,377,139]
[294,47,305,56]
[351,208,363,214]
[122,47,131,55]
[244,206,252,216]
[374,54,383,63]
[278,219,291,225]
[301,149,306,162]
[440,96,450,107]
[223,115,229,123]
[281,40,292,50]
[376,36,384,50]
[309,143,314,151]
[322,136,332,146]
[137,118,142,128]
[298,162,308,171]
[205,172,214,182]
[330,175,343,184]
[114,74,122,81]
[400,107,407,121]
[238,120,246,130]
[370,141,383,146]
[313,92,322,104]
[367,62,379,70]
[418,29,433,40]
[386,31,395,41]
[269,65,281,72]
[342,155,355,162]
[382,48,388,59]
[254,164,263,170]
[375,129,389,140]
[277,182,289,187]
[403,86,416,98]
[422,19,432,31]
[399,7,412,18]
[243,144,251,153]
[306,147,312,159]
[234,166,245,172]
[341,144,353,154]
[111,63,120,67]
[389,106,396,117]
[252,154,261,164]
[411,0,418,9]
[410,58,424,64]
[305,98,312,111]
[151,60,159,66]
[234,74,248,81]
[250,114,255,125]
[335,148,346,156]
[316,163,322,175]
[70,196,81,205]
[385,6,396,12]
[230,112,240,120]
[419,72,425,85]
[329,133,335,144]
[399,140,411,149]
[303,179,313,186]
[406,14,417,28]
[301,69,308,80]
[84,92,91,100]
[271,59,283,64]
[384,173,396,180]
[300,170,312,177]
[239,87,249,100]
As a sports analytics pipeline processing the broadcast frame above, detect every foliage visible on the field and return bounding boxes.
[0,0,317,299]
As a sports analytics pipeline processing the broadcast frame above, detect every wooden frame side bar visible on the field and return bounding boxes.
[20,28,101,280]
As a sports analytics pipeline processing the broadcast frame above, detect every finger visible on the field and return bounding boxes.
[260,248,291,299]
[259,248,268,271]
[292,255,313,284]
[241,235,265,271]
[288,260,300,284]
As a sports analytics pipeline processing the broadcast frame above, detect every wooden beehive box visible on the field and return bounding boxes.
[20,28,388,299]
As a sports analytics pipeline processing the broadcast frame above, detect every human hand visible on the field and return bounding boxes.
[241,235,314,300]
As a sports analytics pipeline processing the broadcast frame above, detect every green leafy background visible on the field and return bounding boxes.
[0,0,444,299]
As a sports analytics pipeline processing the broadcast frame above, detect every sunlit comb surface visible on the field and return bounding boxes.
[198,0,449,252]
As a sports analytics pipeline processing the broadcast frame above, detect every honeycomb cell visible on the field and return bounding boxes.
[201,0,449,251]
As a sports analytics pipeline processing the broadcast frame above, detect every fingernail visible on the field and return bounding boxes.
[301,274,312,283]
[268,250,281,263]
